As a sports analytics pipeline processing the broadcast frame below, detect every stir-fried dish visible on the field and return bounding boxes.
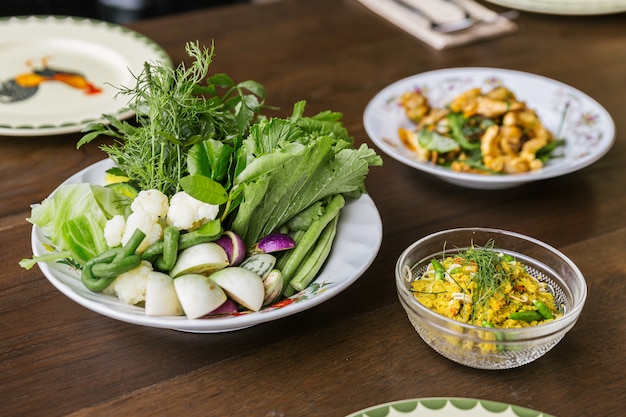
[398,86,565,174]
[411,241,561,328]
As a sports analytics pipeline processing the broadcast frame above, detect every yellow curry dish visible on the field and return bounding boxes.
[410,241,561,329]
[398,86,565,175]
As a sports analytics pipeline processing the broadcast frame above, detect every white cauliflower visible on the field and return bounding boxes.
[131,189,169,218]
[104,214,126,248]
[122,211,163,252]
[103,189,169,252]
[103,261,153,305]
[167,191,220,231]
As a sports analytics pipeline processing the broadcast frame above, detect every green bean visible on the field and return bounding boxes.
[431,258,445,280]
[87,248,122,265]
[141,241,164,262]
[532,300,554,320]
[141,219,222,260]
[178,219,222,250]
[509,310,544,322]
[81,229,146,292]
[81,250,120,292]
[81,263,118,292]
[121,228,147,256]
[91,254,141,278]
[155,226,179,271]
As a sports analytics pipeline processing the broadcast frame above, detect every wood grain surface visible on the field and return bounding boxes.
[1,1,625,416]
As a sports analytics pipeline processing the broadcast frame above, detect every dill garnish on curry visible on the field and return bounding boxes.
[398,86,565,174]
[411,241,561,329]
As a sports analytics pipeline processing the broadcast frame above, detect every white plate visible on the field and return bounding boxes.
[483,0,626,15]
[0,16,170,136]
[31,159,383,333]
[363,67,615,190]
[346,398,554,417]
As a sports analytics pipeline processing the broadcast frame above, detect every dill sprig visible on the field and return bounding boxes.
[78,41,267,196]
[451,240,514,323]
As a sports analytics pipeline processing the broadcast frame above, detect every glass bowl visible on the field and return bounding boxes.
[395,228,587,369]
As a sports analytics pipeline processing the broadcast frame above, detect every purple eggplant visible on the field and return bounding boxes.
[206,298,239,316]
[250,232,296,255]
[214,231,246,266]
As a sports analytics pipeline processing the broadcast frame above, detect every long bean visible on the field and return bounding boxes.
[280,194,345,292]
[81,229,146,292]
[289,215,338,292]
[91,254,141,278]
[141,219,222,260]
[81,250,121,292]
[154,226,179,271]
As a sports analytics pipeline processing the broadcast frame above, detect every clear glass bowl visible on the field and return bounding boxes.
[395,228,587,370]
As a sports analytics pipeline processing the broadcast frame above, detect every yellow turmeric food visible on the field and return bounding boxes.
[398,86,564,174]
[411,241,561,329]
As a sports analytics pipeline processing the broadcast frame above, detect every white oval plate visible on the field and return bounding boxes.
[483,0,626,15]
[363,67,615,190]
[347,398,554,417]
[0,16,170,136]
[31,159,383,333]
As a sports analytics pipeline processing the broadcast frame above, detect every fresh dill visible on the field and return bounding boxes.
[458,241,512,322]
[419,240,520,323]
[77,41,267,196]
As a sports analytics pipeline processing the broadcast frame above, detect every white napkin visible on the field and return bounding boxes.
[357,0,518,50]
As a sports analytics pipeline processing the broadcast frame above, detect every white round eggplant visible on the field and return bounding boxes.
[173,273,228,319]
[145,271,184,316]
[209,267,265,312]
[169,242,229,278]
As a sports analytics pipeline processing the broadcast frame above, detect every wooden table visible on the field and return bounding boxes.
[2,1,625,415]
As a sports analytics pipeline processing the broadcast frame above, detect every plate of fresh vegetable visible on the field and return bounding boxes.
[363,67,615,189]
[21,42,383,333]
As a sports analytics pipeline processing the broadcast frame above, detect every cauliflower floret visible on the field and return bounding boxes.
[104,214,126,248]
[103,189,167,251]
[122,211,163,252]
[131,189,169,219]
[167,191,220,231]
[104,261,152,305]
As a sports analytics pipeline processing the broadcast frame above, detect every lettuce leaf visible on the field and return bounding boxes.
[229,102,382,246]
[28,183,129,265]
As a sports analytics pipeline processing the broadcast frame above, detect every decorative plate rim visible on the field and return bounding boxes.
[346,397,555,417]
[482,0,626,15]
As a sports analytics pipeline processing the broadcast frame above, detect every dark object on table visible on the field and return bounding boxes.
[0,0,247,23]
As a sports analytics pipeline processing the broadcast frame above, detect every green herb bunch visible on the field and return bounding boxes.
[78,41,266,196]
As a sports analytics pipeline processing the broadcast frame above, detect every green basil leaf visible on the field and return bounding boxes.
[187,140,234,184]
[180,174,228,205]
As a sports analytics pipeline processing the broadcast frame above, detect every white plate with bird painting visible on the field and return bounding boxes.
[0,15,170,136]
